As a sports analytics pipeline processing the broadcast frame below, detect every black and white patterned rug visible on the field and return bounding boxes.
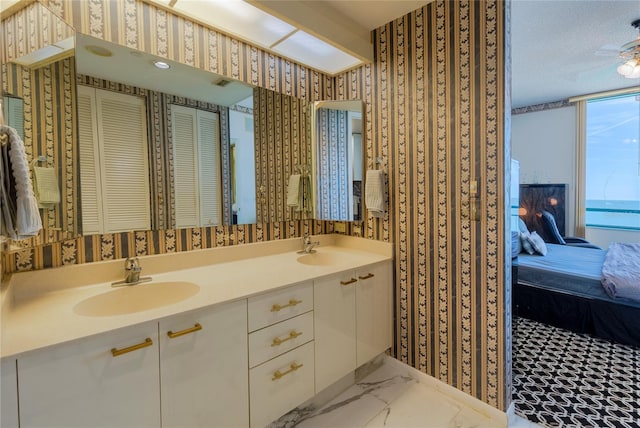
[512,317,640,428]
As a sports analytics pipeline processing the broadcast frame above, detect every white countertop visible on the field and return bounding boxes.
[1,235,392,358]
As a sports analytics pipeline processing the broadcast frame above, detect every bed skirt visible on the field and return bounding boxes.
[513,281,640,349]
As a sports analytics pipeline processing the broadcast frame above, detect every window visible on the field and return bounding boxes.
[585,93,640,230]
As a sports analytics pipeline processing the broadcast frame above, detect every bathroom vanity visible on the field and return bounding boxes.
[0,235,392,428]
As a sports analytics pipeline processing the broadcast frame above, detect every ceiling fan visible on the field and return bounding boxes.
[617,18,640,79]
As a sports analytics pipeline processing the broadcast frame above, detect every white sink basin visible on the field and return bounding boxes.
[296,252,342,266]
[74,281,200,317]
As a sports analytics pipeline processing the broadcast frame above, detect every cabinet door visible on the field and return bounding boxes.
[356,261,393,366]
[314,271,357,393]
[1,358,19,428]
[159,300,248,428]
[18,322,160,428]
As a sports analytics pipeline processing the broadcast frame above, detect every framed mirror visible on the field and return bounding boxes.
[311,100,364,222]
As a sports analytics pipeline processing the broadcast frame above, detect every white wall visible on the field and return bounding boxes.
[586,227,640,249]
[512,105,640,247]
[512,105,577,235]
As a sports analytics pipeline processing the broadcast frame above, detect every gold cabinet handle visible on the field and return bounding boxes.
[340,278,357,286]
[111,338,153,357]
[271,299,302,312]
[358,273,375,280]
[167,323,202,339]
[271,330,303,347]
[272,362,303,381]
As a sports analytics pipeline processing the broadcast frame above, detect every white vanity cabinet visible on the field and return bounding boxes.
[1,358,19,428]
[248,281,315,428]
[159,300,248,428]
[314,260,392,393]
[17,321,161,428]
[355,261,393,366]
[313,270,357,392]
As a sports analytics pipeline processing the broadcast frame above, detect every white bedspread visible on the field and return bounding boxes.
[601,242,640,302]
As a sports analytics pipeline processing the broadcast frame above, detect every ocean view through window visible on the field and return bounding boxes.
[586,93,640,230]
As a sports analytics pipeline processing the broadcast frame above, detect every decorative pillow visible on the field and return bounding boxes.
[526,231,547,256]
[518,218,529,235]
[540,210,566,245]
[520,231,535,255]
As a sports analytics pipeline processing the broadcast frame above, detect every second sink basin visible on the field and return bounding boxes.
[74,281,200,317]
[296,252,343,266]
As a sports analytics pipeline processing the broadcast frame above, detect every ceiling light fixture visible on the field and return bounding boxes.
[153,60,171,70]
[617,19,640,79]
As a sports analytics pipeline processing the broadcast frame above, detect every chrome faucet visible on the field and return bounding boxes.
[124,257,142,283]
[112,257,152,287]
[300,234,320,254]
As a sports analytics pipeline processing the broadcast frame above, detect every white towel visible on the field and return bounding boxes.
[32,166,61,209]
[365,169,385,218]
[0,125,42,239]
[287,174,302,208]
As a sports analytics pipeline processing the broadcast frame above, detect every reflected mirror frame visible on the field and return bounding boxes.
[310,99,366,225]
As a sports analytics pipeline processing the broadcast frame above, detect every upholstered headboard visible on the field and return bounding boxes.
[519,183,566,242]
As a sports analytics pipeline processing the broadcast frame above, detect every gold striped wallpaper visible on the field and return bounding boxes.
[2,59,79,246]
[253,87,311,223]
[3,0,510,412]
[0,1,74,63]
[374,0,508,409]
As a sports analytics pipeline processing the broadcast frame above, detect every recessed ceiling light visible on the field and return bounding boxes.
[85,45,112,57]
[153,60,171,70]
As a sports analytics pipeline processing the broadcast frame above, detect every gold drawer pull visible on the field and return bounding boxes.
[271,330,303,347]
[111,338,153,357]
[272,362,303,381]
[271,299,302,312]
[358,273,375,280]
[167,323,202,339]
[340,278,357,286]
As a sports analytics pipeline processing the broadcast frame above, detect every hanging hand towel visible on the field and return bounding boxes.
[0,125,42,239]
[365,169,385,218]
[32,166,61,209]
[287,174,302,208]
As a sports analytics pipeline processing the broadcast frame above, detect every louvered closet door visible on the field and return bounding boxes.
[197,110,222,226]
[171,105,200,228]
[95,89,151,232]
[77,86,104,234]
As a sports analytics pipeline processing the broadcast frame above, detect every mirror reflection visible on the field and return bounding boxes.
[1,1,77,243]
[2,2,363,250]
[311,100,364,222]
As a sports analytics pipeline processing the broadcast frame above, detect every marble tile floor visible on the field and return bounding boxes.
[271,356,544,428]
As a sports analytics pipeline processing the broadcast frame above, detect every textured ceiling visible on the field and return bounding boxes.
[305,0,640,108]
[321,0,432,30]
[511,0,640,108]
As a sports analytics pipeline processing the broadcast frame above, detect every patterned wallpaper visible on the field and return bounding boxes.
[377,0,508,409]
[334,0,510,409]
[0,1,74,63]
[253,87,311,223]
[315,108,350,220]
[2,0,511,412]
[2,59,79,245]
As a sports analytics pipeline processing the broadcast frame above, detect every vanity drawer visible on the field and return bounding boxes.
[249,341,314,428]
[248,281,313,332]
[249,311,314,368]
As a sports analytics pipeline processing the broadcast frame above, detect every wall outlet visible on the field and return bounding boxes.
[334,222,346,233]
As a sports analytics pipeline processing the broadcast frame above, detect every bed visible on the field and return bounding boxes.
[513,243,640,348]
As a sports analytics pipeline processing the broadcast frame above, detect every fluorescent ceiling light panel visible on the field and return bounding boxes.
[271,30,362,75]
[169,0,295,48]
[13,36,75,67]
[0,0,21,14]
